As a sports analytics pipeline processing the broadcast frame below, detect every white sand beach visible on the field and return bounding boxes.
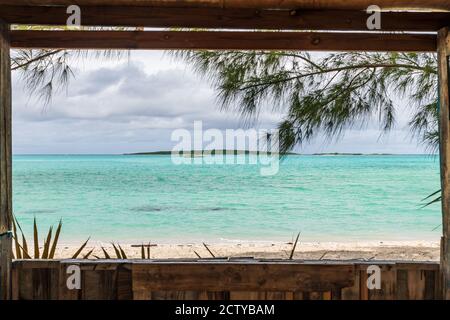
[50,240,440,261]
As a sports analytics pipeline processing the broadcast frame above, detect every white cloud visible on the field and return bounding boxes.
[12,51,427,155]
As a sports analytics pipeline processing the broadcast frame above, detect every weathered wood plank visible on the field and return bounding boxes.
[133,290,151,300]
[9,30,437,52]
[229,291,261,300]
[132,263,355,292]
[58,262,132,300]
[0,20,11,301]
[103,270,117,300]
[81,270,103,300]
[11,263,18,300]
[424,270,436,300]
[359,270,369,300]
[438,27,450,301]
[396,269,409,299]
[38,268,59,300]
[13,260,61,269]
[150,291,180,300]
[0,0,449,11]
[407,269,426,300]
[49,267,59,299]
[284,292,294,300]
[9,261,444,300]
[18,267,33,300]
[292,291,304,300]
[368,265,396,300]
[200,291,229,300]
[265,291,287,300]
[32,269,50,299]
[341,270,360,300]
[58,263,80,300]
[331,287,341,300]
[1,6,450,32]
[116,265,133,300]
[309,291,324,300]
[395,262,440,271]
[0,233,11,299]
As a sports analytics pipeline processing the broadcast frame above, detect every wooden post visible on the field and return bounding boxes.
[438,27,450,300]
[0,20,12,301]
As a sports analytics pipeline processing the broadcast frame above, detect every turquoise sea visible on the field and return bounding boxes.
[12,154,442,244]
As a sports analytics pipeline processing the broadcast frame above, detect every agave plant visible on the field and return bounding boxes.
[71,237,91,259]
[202,243,216,258]
[12,216,61,259]
[91,243,132,260]
[289,232,301,260]
[86,242,155,260]
[12,214,90,260]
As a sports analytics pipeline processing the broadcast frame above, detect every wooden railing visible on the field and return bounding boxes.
[10,259,441,300]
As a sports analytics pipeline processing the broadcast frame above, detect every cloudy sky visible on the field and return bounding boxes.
[12,51,427,155]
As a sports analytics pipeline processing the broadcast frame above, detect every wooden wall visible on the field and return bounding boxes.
[0,20,12,301]
[10,260,441,300]
[438,27,450,300]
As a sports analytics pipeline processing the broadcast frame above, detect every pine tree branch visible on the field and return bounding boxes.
[12,50,63,71]
[239,63,436,91]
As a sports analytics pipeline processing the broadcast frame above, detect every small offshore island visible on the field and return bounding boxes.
[124,149,300,156]
[124,150,392,156]
[312,152,393,156]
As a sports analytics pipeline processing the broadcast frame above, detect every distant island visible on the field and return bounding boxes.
[124,150,393,156]
[312,153,393,156]
[124,150,299,156]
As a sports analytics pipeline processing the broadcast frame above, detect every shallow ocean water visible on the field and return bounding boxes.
[12,154,441,244]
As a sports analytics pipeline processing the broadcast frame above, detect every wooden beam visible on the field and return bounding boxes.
[438,27,450,301]
[0,21,12,301]
[1,6,449,32]
[132,263,355,292]
[9,30,437,52]
[0,1,449,11]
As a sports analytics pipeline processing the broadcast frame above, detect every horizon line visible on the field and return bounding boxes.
[12,152,437,156]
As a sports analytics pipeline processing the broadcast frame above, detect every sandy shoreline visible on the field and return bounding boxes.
[50,240,440,261]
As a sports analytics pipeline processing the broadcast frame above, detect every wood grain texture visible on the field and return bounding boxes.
[11,263,18,300]
[147,290,227,300]
[12,265,59,300]
[9,260,443,300]
[116,265,133,300]
[368,265,396,300]
[0,1,449,11]
[132,263,355,292]
[341,269,360,300]
[423,270,436,299]
[229,291,261,300]
[81,270,107,299]
[438,27,450,301]
[359,270,369,300]
[0,20,11,301]
[406,269,426,300]
[18,267,33,300]
[57,262,133,300]
[12,261,60,300]
[9,30,437,52]
[1,6,449,32]
[58,263,80,300]
[396,269,409,299]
